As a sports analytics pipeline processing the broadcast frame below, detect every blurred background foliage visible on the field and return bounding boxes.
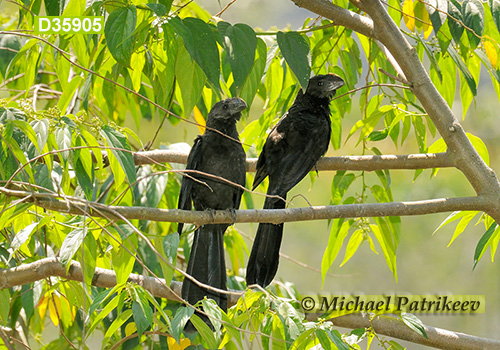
[0,0,500,348]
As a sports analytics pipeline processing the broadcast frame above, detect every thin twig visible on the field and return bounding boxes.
[215,0,237,17]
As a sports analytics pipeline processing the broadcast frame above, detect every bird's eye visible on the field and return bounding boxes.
[223,104,228,109]
[318,81,324,86]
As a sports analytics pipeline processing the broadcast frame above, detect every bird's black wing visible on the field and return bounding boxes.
[177,136,203,234]
[262,110,329,197]
[252,111,291,190]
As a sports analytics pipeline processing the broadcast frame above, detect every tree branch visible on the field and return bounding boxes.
[133,149,454,171]
[2,258,498,350]
[0,257,184,303]
[291,0,375,38]
[0,186,488,225]
[315,313,500,350]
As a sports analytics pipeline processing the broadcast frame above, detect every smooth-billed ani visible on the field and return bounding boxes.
[246,74,345,288]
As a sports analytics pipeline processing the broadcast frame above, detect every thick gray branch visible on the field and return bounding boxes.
[0,257,183,303]
[291,0,375,38]
[2,258,498,350]
[134,150,454,172]
[0,187,488,225]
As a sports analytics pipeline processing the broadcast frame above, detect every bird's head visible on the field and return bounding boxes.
[305,74,345,100]
[208,97,247,122]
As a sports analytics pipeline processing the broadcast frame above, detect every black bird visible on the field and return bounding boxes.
[177,97,247,322]
[246,74,345,288]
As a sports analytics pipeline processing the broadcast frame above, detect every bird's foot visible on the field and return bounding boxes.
[229,208,237,225]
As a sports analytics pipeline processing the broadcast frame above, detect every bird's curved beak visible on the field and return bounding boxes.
[326,74,345,91]
[229,97,248,113]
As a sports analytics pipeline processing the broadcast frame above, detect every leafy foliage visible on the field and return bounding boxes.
[0,0,498,348]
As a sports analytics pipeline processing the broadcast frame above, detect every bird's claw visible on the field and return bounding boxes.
[229,208,237,225]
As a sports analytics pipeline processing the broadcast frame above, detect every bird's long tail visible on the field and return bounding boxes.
[182,224,227,328]
[246,195,286,288]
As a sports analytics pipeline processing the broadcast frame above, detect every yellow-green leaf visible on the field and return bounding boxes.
[484,40,498,68]
[193,105,205,134]
[467,133,489,165]
[403,0,416,31]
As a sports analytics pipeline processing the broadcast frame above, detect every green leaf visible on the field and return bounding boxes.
[132,301,150,335]
[331,172,356,205]
[466,133,489,165]
[433,211,476,234]
[105,5,137,66]
[367,129,388,141]
[370,223,398,281]
[340,230,363,267]
[447,211,479,246]
[321,220,350,286]
[190,314,218,349]
[88,295,123,336]
[473,222,499,269]
[55,125,72,163]
[0,203,32,231]
[44,0,61,16]
[0,35,21,78]
[83,233,97,288]
[145,3,167,16]
[0,289,9,323]
[291,328,315,350]
[100,125,137,188]
[60,227,87,266]
[401,313,429,339]
[24,47,40,96]
[11,120,39,153]
[265,57,284,106]
[162,233,179,285]
[240,38,266,108]
[218,22,257,93]
[175,41,207,117]
[201,299,222,337]
[490,0,500,35]
[136,166,168,208]
[171,17,220,90]
[326,329,350,350]
[171,307,194,342]
[436,53,456,107]
[448,1,464,43]
[277,31,311,90]
[331,107,342,150]
[388,340,405,350]
[74,156,94,200]
[219,312,243,348]
[10,222,38,256]
[89,289,112,317]
[426,0,448,33]
[437,21,453,52]
[57,76,83,113]
[102,309,133,345]
[448,46,477,96]
[316,329,332,350]
[31,119,49,153]
[111,233,136,285]
[463,0,485,49]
